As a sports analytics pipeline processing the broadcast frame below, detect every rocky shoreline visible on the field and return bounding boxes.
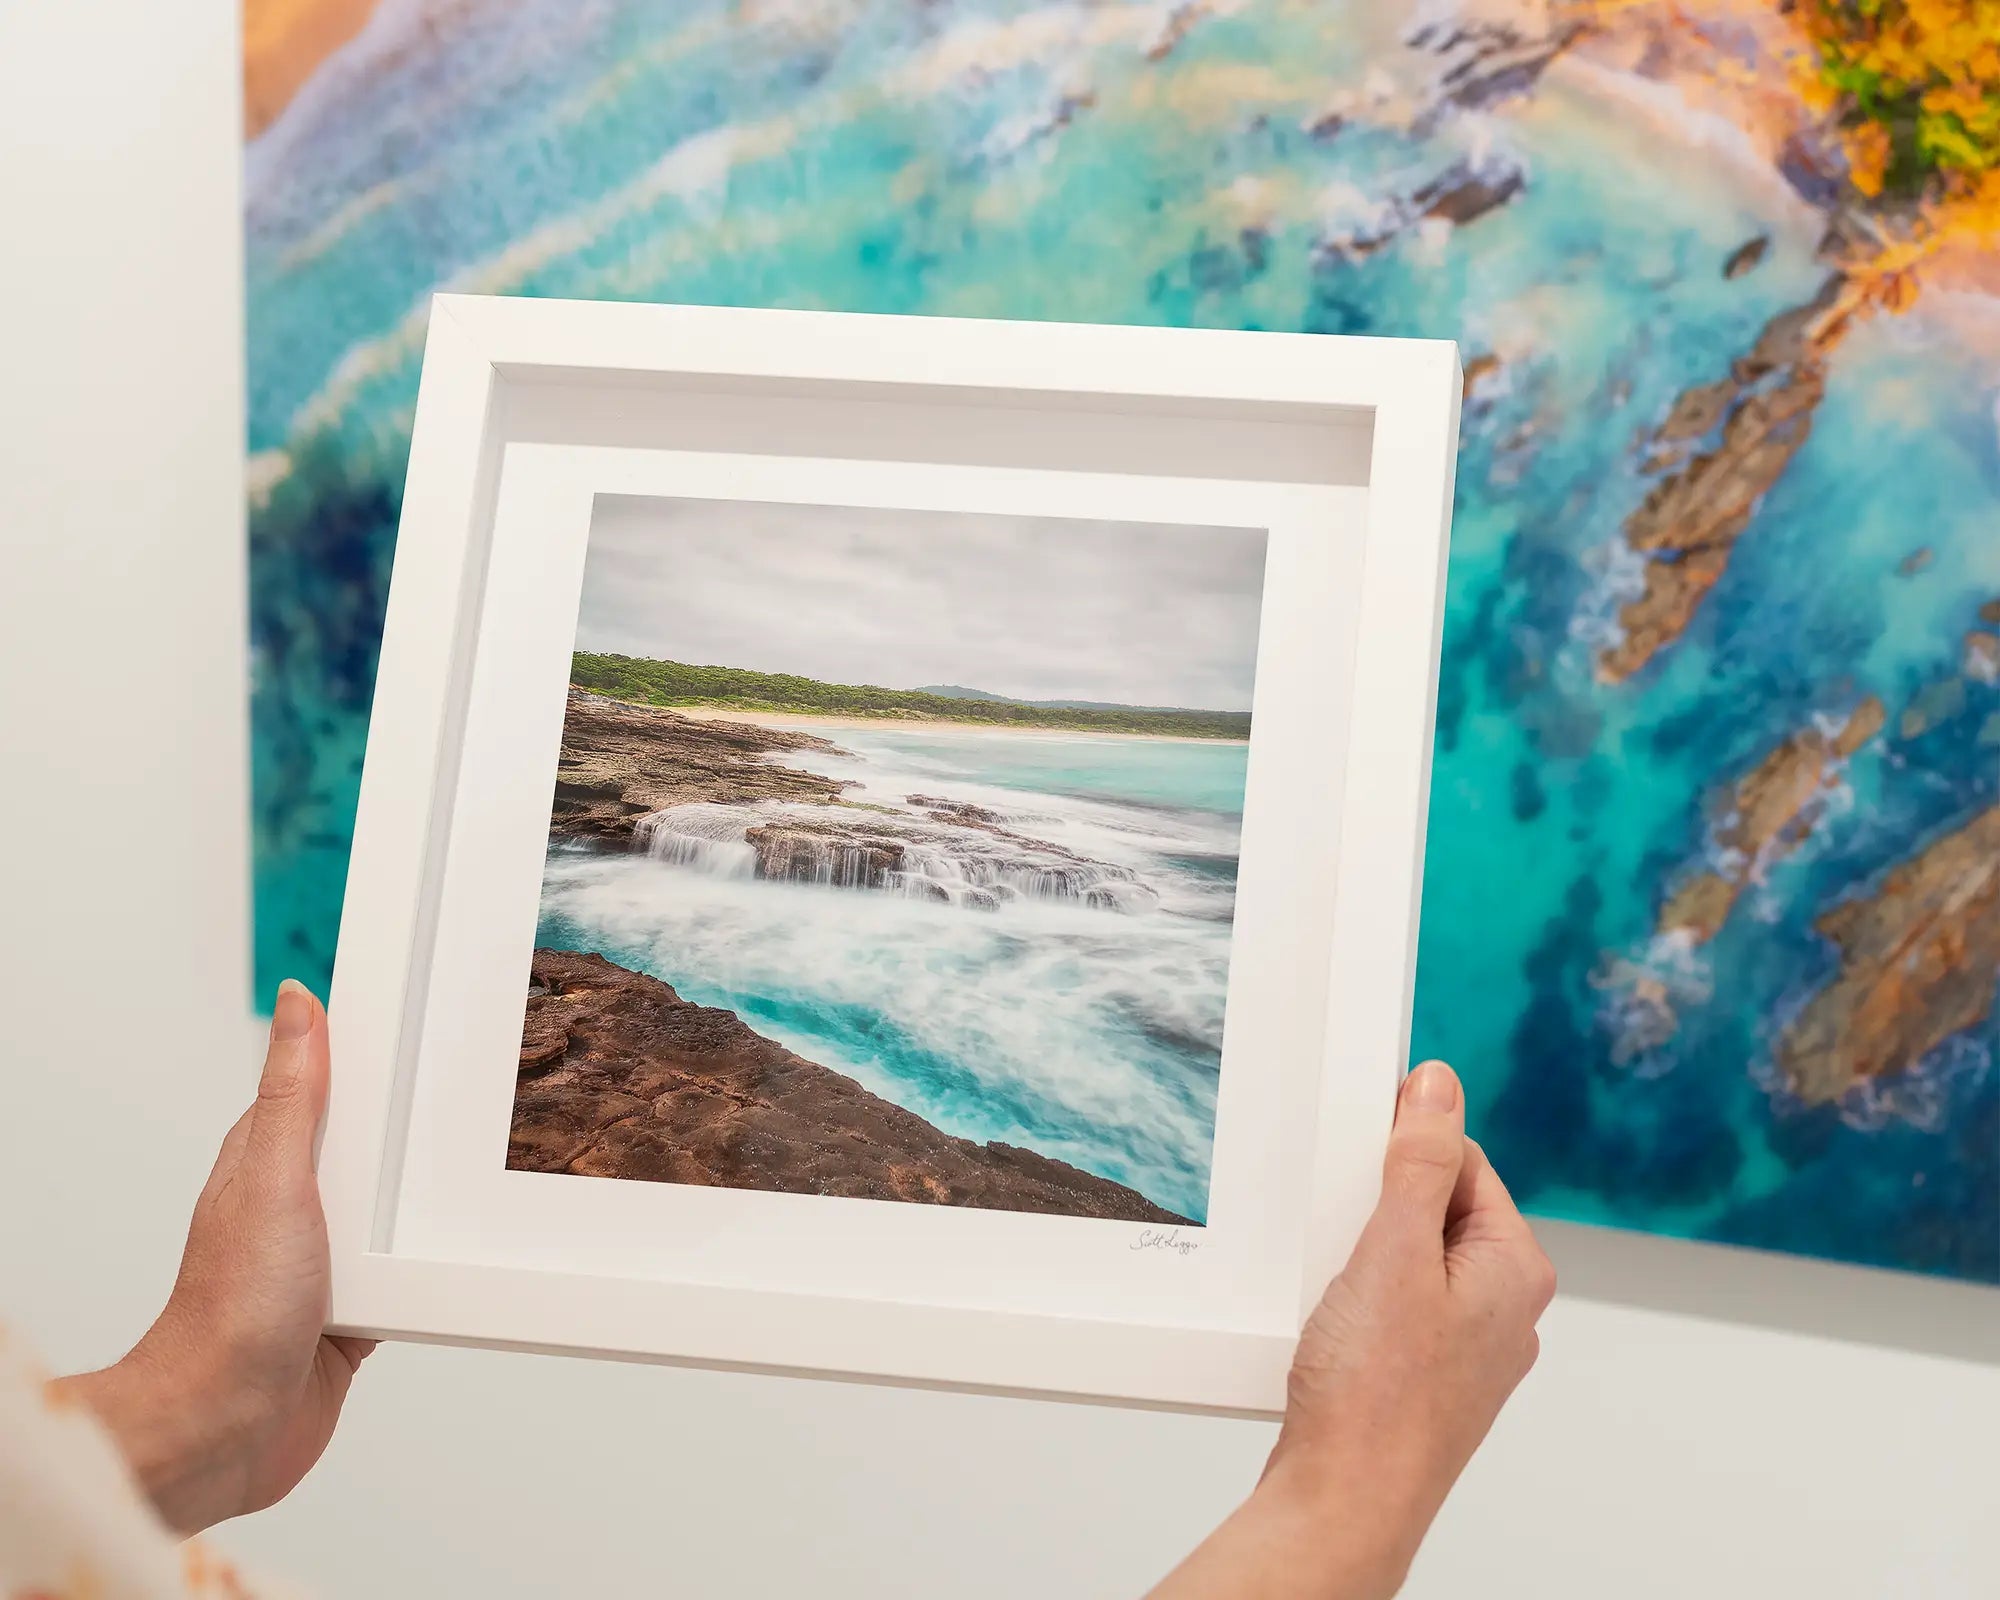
[1597,570,2000,1105]
[1599,278,1846,684]
[1286,4,1907,692]
[1658,697,1885,947]
[1777,806,2000,1107]
[509,949,1191,1223]
[558,689,1159,913]
[548,689,850,844]
[1765,600,2000,1105]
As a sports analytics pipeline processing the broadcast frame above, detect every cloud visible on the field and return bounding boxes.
[579,496,1267,710]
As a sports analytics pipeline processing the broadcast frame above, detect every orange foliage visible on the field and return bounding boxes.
[1791,1,2000,187]
[1787,1,2000,305]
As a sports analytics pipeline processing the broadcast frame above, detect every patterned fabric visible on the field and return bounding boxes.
[0,1325,281,1600]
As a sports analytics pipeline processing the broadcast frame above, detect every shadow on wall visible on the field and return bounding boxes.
[1538,1217,1998,1367]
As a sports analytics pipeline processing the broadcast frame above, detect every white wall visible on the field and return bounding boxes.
[1,4,1994,1595]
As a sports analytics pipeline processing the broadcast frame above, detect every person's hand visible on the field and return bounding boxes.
[1149,1061,1554,1599]
[1269,1058,1554,1590]
[59,981,374,1535]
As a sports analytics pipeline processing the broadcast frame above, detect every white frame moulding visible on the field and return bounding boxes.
[322,293,1461,1417]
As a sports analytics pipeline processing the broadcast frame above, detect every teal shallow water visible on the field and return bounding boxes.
[248,0,1998,1279]
[825,727,1251,815]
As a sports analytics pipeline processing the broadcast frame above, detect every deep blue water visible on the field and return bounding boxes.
[247,0,1999,1280]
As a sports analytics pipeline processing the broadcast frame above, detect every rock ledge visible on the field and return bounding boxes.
[510,950,1192,1224]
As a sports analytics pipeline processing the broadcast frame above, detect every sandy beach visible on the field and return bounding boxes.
[243,0,381,137]
[667,704,1250,744]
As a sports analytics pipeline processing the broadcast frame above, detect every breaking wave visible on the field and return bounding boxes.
[541,724,1248,1219]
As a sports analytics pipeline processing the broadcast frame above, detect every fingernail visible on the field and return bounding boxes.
[1406,1061,1458,1112]
[270,979,315,1043]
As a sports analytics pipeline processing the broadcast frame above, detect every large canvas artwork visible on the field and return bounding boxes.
[244,0,2000,1283]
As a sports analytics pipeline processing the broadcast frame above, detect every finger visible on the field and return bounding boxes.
[313,1338,370,1405]
[1443,1135,1545,1290]
[1447,1199,1558,1324]
[244,979,330,1180]
[1446,1141,1536,1250]
[1445,1135,1490,1230]
[1444,1138,1530,1242]
[326,1335,377,1373]
[1371,1061,1468,1252]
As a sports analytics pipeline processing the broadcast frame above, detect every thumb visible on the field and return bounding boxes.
[245,978,329,1177]
[1373,1060,1467,1250]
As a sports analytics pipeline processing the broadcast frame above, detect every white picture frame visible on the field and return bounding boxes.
[322,293,1460,1416]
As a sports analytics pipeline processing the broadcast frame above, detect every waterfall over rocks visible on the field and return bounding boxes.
[634,802,759,878]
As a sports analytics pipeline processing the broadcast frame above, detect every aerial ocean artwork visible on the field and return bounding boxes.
[244,0,2000,1282]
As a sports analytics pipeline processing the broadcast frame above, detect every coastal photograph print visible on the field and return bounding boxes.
[506,496,1268,1227]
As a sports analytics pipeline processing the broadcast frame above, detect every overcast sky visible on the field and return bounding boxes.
[576,496,1268,710]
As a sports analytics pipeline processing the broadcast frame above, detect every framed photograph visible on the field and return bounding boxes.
[322,294,1459,1415]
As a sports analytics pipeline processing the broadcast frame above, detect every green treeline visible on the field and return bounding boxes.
[570,652,1251,740]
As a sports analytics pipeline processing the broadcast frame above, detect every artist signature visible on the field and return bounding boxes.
[1130,1226,1201,1257]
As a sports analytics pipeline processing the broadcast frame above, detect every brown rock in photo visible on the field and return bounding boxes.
[548,690,849,844]
[509,950,1192,1225]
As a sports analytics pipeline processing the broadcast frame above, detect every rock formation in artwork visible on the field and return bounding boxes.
[1777,807,2000,1106]
[1724,235,1770,279]
[1598,278,1848,683]
[1964,631,2000,686]
[1657,697,1886,945]
[510,950,1191,1223]
[1595,697,1887,1064]
[1314,151,1528,260]
[725,812,1154,911]
[561,694,1159,913]
[548,691,849,843]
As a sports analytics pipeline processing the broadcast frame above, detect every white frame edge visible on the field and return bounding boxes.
[322,295,1459,1416]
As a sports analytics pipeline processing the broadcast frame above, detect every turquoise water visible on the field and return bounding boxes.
[535,728,1246,1219]
[247,0,1998,1279]
[829,727,1251,815]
